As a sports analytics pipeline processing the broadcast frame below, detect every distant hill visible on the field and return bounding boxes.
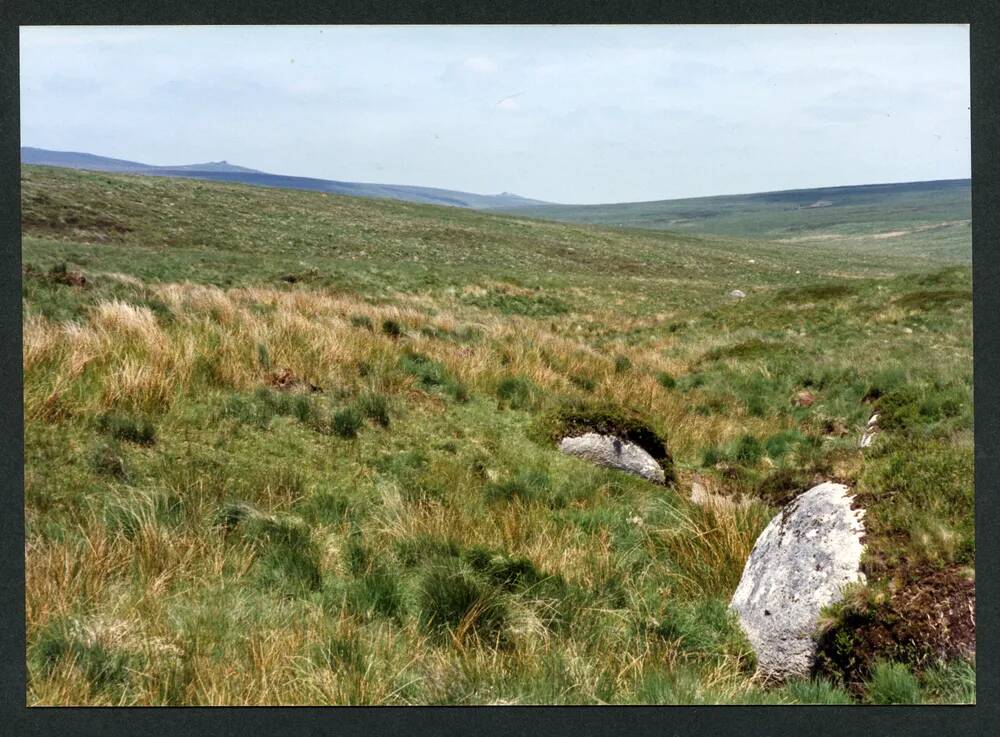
[497,179,972,239]
[21,147,969,235]
[155,161,263,174]
[19,147,547,210]
[20,147,261,174]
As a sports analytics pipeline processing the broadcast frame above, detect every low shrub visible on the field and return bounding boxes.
[462,289,569,317]
[778,283,857,304]
[496,375,537,410]
[700,339,784,364]
[876,383,969,437]
[655,371,676,389]
[350,314,374,331]
[381,319,403,338]
[613,355,632,373]
[859,437,974,572]
[814,567,975,689]
[754,467,814,507]
[733,434,764,465]
[355,391,391,428]
[331,407,363,439]
[97,412,156,446]
[400,350,468,402]
[893,289,970,312]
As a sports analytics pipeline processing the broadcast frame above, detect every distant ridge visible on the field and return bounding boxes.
[21,147,969,231]
[20,147,262,175]
[495,178,971,238]
[20,147,548,210]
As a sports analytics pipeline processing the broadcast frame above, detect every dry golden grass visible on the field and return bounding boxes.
[21,164,975,705]
[653,500,773,600]
[23,281,771,462]
[21,270,972,706]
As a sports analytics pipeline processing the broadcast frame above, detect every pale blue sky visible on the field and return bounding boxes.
[20,25,970,204]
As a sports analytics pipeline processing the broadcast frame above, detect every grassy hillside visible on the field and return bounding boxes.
[22,148,548,210]
[499,179,971,250]
[21,165,974,705]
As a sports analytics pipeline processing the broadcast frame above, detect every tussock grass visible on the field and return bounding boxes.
[864,661,923,704]
[653,502,773,600]
[22,166,973,704]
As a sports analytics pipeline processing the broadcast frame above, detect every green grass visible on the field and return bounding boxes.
[331,407,364,439]
[498,178,971,250]
[864,660,924,704]
[21,165,973,705]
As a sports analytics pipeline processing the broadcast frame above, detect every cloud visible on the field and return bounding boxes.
[19,25,970,203]
[464,56,498,73]
[23,73,102,97]
[496,94,521,112]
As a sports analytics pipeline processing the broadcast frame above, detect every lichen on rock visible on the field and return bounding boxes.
[729,482,866,681]
[558,433,666,484]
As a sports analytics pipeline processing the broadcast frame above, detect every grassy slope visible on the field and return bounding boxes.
[497,180,971,248]
[20,149,548,209]
[21,165,974,705]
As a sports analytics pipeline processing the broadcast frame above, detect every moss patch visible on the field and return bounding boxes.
[534,400,675,483]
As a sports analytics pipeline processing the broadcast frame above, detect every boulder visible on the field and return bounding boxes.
[728,289,747,299]
[729,482,866,681]
[558,433,665,484]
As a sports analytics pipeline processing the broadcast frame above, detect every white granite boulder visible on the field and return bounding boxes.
[558,433,666,484]
[729,482,866,681]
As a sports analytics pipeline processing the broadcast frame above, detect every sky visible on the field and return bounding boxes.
[20,25,970,204]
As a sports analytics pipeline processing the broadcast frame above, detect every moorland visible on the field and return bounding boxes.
[21,164,974,705]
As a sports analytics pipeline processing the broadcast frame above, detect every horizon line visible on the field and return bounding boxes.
[20,144,972,208]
